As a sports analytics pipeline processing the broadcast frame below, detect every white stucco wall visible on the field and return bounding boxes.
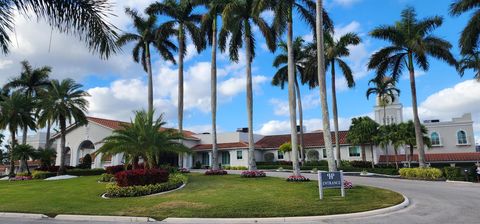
[424,113,476,153]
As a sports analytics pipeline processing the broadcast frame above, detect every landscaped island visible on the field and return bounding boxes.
[0,174,403,220]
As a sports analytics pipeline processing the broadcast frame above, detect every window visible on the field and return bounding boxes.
[278,151,284,160]
[201,152,209,165]
[236,150,243,160]
[349,146,360,157]
[457,130,467,145]
[221,151,230,165]
[322,148,327,158]
[431,132,440,146]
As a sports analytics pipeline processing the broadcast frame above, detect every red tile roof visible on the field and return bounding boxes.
[379,152,480,163]
[255,131,349,149]
[192,142,251,151]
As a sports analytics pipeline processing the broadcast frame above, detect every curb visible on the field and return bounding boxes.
[55,214,156,222]
[0,212,48,219]
[446,180,475,184]
[163,195,410,223]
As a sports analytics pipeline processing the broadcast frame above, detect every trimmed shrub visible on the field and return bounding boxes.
[350,160,373,168]
[204,169,227,175]
[399,168,443,180]
[32,171,56,179]
[106,173,187,197]
[304,160,328,166]
[193,161,202,169]
[105,165,127,174]
[286,175,310,182]
[35,166,74,172]
[67,168,105,176]
[257,161,292,166]
[223,166,248,170]
[77,154,92,169]
[241,170,266,178]
[443,167,462,180]
[158,164,177,174]
[16,172,30,177]
[115,169,169,187]
[99,173,115,182]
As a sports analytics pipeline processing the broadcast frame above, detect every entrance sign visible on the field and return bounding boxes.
[318,171,344,199]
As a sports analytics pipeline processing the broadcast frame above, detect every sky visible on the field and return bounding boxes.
[0,0,479,145]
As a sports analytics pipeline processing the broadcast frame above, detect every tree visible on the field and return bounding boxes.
[316,0,336,171]
[324,31,359,166]
[346,117,379,167]
[374,125,392,166]
[198,0,228,170]
[219,0,276,170]
[37,84,57,150]
[79,153,92,169]
[271,37,309,166]
[0,0,119,58]
[449,0,480,54]
[48,79,89,175]
[147,0,206,168]
[96,110,189,169]
[117,8,177,114]
[366,77,400,125]
[368,7,457,167]
[12,144,36,175]
[399,121,431,167]
[0,92,36,177]
[387,123,402,169]
[458,50,480,80]
[35,148,56,169]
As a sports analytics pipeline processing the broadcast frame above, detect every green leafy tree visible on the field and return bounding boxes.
[96,110,189,169]
[116,8,177,113]
[0,92,36,177]
[218,0,276,170]
[0,0,119,58]
[449,0,480,54]
[346,117,379,167]
[48,79,89,175]
[12,144,36,175]
[35,148,56,169]
[368,7,457,167]
[398,121,431,167]
[458,51,480,80]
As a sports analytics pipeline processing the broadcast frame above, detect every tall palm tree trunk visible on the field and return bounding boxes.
[178,26,185,168]
[146,43,153,114]
[19,126,28,172]
[294,79,305,164]
[409,144,414,168]
[211,16,219,170]
[58,116,67,175]
[331,60,341,167]
[316,0,336,171]
[383,104,389,165]
[370,144,375,168]
[45,119,52,149]
[287,9,300,176]
[361,144,366,162]
[408,53,426,167]
[245,22,256,171]
[393,147,399,169]
[8,129,16,177]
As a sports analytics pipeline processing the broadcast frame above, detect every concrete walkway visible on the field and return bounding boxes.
[1,171,479,224]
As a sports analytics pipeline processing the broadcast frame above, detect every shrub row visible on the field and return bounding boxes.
[286,175,310,182]
[105,165,127,174]
[205,169,228,175]
[115,169,169,187]
[240,170,266,178]
[67,168,105,176]
[223,166,247,170]
[99,173,116,182]
[399,168,443,180]
[106,174,187,197]
[32,171,56,179]
[35,166,74,172]
[256,161,292,166]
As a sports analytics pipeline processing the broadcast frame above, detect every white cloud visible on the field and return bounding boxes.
[401,70,426,80]
[330,0,362,7]
[269,93,320,117]
[256,116,360,135]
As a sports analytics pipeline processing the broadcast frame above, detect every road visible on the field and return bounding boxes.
[1,171,479,224]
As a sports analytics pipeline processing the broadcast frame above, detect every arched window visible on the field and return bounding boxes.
[431,132,440,146]
[457,130,468,145]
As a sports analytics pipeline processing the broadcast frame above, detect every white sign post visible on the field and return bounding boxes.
[318,170,344,200]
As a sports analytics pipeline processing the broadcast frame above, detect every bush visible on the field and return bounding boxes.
[344,180,353,189]
[399,168,443,180]
[350,161,373,168]
[257,161,292,166]
[115,169,169,187]
[77,154,92,169]
[193,161,202,169]
[340,160,352,167]
[106,173,187,197]
[105,165,127,174]
[67,168,105,176]
[35,166,74,172]
[16,172,31,177]
[204,169,227,175]
[223,166,248,170]
[32,171,56,179]
[241,170,266,178]
[158,164,177,174]
[304,160,328,166]
[99,173,115,182]
[286,175,310,182]
[443,167,462,180]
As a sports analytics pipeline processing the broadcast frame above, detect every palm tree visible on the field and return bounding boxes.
[366,77,400,125]
[48,79,89,175]
[0,92,36,177]
[399,121,431,167]
[96,110,189,169]
[368,7,457,167]
[458,50,480,80]
[116,8,177,114]
[375,125,392,166]
[218,0,276,171]
[5,60,51,145]
[147,0,205,164]
[271,37,308,165]
[346,117,379,166]
[198,0,228,170]
[37,85,57,150]
[0,0,119,57]
[324,31,360,166]
[35,148,56,170]
[449,0,480,54]
[12,144,36,175]
[387,123,402,169]
[315,0,336,171]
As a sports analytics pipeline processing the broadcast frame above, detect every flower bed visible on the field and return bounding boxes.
[344,180,353,189]
[205,169,228,175]
[115,169,169,187]
[12,175,32,181]
[240,170,266,178]
[105,173,187,197]
[286,175,310,182]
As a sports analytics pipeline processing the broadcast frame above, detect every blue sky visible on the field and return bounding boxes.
[0,0,479,143]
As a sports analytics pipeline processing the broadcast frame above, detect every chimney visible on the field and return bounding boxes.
[236,127,248,133]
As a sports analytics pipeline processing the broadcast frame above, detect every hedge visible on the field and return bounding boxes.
[105,174,187,197]
[115,169,169,187]
[66,168,105,176]
[105,165,126,174]
[32,171,56,179]
[223,166,247,170]
[399,168,443,180]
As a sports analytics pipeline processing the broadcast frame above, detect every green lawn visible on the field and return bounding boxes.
[0,174,403,220]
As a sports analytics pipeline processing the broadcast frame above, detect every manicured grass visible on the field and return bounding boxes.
[0,174,403,220]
